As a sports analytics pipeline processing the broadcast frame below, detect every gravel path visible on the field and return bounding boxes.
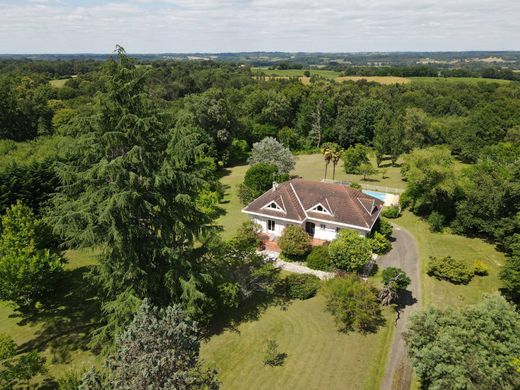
[263,250,334,280]
[378,224,421,390]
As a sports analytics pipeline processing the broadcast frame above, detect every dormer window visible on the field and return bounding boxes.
[262,201,285,212]
[308,202,332,215]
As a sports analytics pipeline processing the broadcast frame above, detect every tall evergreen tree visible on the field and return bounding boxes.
[48,47,216,344]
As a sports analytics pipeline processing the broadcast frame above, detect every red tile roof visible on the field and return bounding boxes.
[242,179,383,230]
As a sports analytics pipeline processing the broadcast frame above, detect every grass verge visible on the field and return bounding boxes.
[395,211,504,307]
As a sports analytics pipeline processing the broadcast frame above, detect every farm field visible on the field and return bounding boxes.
[335,76,410,84]
[252,68,410,85]
[251,68,514,85]
[395,211,504,308]
[201,294,394,390]
[251,67,340,79]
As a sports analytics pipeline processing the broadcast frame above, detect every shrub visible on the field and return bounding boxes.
[322,275,383,333]
[399,191,411,209]
[234,220,261,249]
[306,245,333,271]
[382,206,400,219]
[473,261,489,276]
[349,182,362,191]
[373,218,393,239]
[328,229,372,272]
[381,267,411,290]
[263,339,285,366]
[57,369,86,390]
[427,211,445,232]
[243,163,279,192]
[285,273,320,300]
[427,256,474,284]
[370,232,392,255]
[500,234,520,304]
[239,163,290,205]
[278,225,311,259]
[0,333,46,389]
[238,183,258,205]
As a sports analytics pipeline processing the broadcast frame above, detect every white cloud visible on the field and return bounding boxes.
[0,0,518,53]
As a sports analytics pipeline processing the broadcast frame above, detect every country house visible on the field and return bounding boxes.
[241,178,383,241]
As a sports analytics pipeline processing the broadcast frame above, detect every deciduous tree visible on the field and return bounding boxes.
[405,294,520,389]
[0,201,64,308]
[249,137,295,175]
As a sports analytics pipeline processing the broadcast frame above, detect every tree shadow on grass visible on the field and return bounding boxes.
[12,265,102,365]
[205,292,289,339]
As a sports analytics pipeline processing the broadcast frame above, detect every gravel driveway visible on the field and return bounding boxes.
[378,224,421,390]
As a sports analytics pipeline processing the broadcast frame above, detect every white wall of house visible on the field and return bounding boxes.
[313,223,337,241]
[252,217,286,237]
[250,215,370,240]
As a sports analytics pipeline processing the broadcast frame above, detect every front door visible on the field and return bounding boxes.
[305,222,315,236]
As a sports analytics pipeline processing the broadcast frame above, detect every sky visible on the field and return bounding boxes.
[0,0,518,53]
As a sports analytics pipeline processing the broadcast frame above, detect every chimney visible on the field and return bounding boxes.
[272,181,279,192]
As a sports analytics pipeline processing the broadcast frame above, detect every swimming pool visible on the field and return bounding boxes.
[362,190,387,202]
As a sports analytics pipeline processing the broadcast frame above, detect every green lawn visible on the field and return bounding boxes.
[294,153,407,190]
[201,294,394,390]
[217,165,250,239]
[395,211,504,308]
[49,78,69,88]
[0,249,101,384]
[251,67,341,79]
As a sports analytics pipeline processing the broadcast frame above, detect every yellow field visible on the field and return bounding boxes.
[253,75,409,85]
[335,76,410,84]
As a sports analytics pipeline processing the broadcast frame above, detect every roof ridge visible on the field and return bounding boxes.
[290,182,307,220]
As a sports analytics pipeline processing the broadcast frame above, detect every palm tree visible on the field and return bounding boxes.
[320,146,332,180]
[321,142,343,182]
[330,145,344,181]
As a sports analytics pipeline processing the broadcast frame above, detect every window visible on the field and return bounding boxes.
[320,224,326,229]
[308,203,331,215]
[268,220,276,231]
[263,201,283,212]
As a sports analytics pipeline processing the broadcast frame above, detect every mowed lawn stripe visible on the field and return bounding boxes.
[201,295,393,390]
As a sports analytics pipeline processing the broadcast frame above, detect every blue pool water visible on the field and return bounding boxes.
[362,190,387,202]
